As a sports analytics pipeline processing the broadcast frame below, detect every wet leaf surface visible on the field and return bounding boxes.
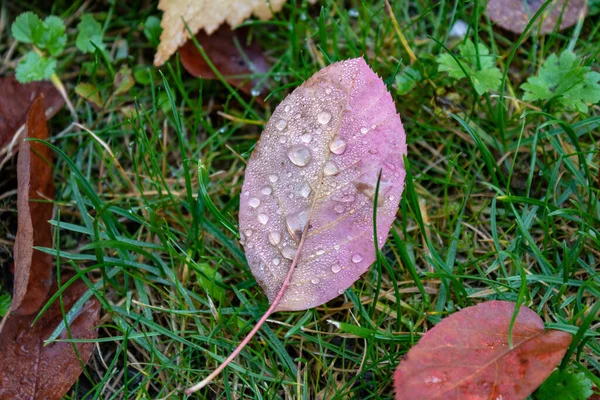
[12,97,54,315]
[394,301,572,400]
[179,26,270,99]
[0,76,64,153]
[239,57,406,312]
[0,278,100,400]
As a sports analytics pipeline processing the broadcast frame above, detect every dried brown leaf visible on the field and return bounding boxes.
[0,76,64,159]
[178,26,270,99]
[154,0,317,66]
[12,97,54,316]
[0,278,100,399]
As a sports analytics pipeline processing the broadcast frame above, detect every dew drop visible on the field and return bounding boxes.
[269,231,281,246]
[331,264,342,273]
[275,119,287,131]
[287,171,293,177]
[273,257,281,266]
[316,249,325,255]
[360,127,368,134]
[269,174,279,183]
[371,124,376,129]
[352,254,363,263]
[317,111,332,125]
[249,197,260,208]
[388,195,395,201]
[279,136,287,144]
[259,261,266,271]
[300,133,312,143]
[334,244,341,250]
[262,186,272,195]
[258,214,269,225]
[329,138,347,155]
[284,105,291,112]
[334,204,344,213]
[286,210,309,239]
[282,247,296,260]
[244,229,253,237]
[250,87,261,97]
[324,161,339,176]
[338,288,345,294]
[332,194,356,203]
[325,88,332,94]
[311,278,320,284]
[299,184,311,198]
[287,145,312,167]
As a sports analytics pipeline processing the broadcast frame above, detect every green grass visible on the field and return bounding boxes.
[1,0,599,398]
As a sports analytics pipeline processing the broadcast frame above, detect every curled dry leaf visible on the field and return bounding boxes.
[178,26,270,98]
[0,76,64,164]
[394,301,573,400]
[12,97,54,316]
[154,0,317,66]
[487,0,587,34]
[0,278,100,399]
[186,57,406,393]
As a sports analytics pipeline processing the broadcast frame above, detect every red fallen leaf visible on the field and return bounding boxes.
[12,97,54,316]
[394,301,572,400]
[178,26,270,100]
[0,76,64,157]
[0,278,100,399]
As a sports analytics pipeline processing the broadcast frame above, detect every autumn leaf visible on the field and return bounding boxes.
[487,0,586,34]
[178,26,270,99]
[0,76,64,164]
[186,57,407,393]
[0,278,100,399]
[393,301,572,400]
[154,0,317,66]
[12,96,54,316]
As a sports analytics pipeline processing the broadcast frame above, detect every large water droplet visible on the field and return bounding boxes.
[259,261,267,271]
[258,214,269,225]
[300,133,312,143]
[324,161,339,176]
[282,247,296,260]
[284,105,291,112]
[286,210,309,239]
[311,278,320,284]
[269,231,281,246]
[299,184,311,198]
[273,257,281,265]
[331,264,342,273]
[249,197,260,208]
[269,174,279,183]
[262,186,272,195]
[244,229,253,237]
[325,88,332,94]
[275,119,287,131]
[317,111,332,125]
[360,127,368,134]
[287,145,312,167]
[329,138,347,155]
[352,254,363,263]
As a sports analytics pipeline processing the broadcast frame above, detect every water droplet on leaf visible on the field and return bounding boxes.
[317,111,332,125]
[287,145,312,167]
[329,138,347,155]
[249,197,260,208]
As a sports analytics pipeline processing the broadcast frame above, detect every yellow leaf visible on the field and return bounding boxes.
[154,0,316,66]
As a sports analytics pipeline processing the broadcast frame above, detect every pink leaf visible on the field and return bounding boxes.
[186,57,406,393]
[239,56,407,311]
[394,301,572,400]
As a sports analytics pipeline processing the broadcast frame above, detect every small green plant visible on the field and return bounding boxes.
[521,50,600,113]
[11,12,66,82]
[436,38,502,95]
[535,369,593,400]
[11,12,104,83]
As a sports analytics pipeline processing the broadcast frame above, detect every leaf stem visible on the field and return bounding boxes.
[185,239,306,395]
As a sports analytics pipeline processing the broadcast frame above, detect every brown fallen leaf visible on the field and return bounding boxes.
[178,26,270,99]
[394,301,572,400]
[12,97,54,316]
[154,0,317,66]
[0,278,100,399]
[0,76,64,164]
